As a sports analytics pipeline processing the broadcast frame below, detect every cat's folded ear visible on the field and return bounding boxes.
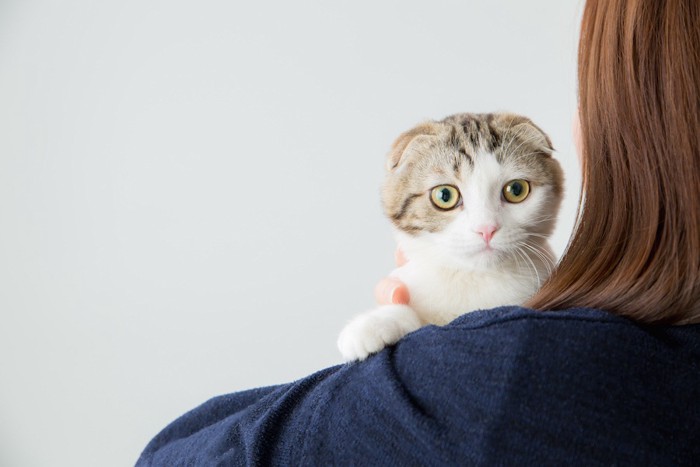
[496,114,555,156]
[386,122,440,171]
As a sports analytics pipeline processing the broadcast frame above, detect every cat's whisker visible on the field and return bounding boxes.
[527,215,558,222]
[527,242,555,275]
[514,245,541,288]
[510,248,527,276]
[511,244,531,271]
[525,251,544,289]
[525,232,554,239]
[522,237,555,252]
[519,242,554,278]
[516,241,547,284]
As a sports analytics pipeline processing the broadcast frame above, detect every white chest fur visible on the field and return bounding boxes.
[391,257,541,326]
[337,240,555,361]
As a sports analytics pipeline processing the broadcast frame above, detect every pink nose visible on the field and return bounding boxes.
[475,224,499,244]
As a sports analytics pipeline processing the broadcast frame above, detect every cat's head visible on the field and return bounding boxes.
[383,112,564,270]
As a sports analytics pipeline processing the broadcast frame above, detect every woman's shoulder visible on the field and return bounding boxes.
[138,306,700,465]
[405,305,700,359]
[443,305,637,331]
[385,306,700,463]
[396,303,700,384]
[322,306,700,463]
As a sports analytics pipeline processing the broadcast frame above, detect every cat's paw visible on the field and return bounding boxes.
[337,305,422,362]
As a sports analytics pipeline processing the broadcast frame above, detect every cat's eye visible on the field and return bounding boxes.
[430,185,461,210]
[502,179,530,203]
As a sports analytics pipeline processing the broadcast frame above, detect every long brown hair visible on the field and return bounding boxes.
[527,0,700,324]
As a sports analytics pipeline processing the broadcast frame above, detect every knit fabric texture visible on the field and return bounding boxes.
[136,307,700,466]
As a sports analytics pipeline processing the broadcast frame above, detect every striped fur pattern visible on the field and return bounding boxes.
[383,113,562,238]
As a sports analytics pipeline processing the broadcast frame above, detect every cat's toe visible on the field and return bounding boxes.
[337,317,374,362]
[337,305,421,362]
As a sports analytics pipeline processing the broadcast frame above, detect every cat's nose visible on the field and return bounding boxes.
[475,224,499,244]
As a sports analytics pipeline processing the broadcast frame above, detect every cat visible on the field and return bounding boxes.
[338,112,564,361]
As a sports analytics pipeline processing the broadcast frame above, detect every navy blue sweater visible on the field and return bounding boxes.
[137,307,700,465]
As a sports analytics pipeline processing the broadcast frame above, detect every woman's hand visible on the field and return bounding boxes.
[373,248,410,305]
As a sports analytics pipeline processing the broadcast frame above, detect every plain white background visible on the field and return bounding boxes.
[0,1,583,465]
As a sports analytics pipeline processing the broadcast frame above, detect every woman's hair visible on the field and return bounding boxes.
[527,0,700,324]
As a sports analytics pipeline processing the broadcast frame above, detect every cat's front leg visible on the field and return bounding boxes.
[337,305,422,362]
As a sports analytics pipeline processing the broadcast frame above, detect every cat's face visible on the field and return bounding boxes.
[383,113,564,270]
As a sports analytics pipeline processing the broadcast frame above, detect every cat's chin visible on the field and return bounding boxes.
[440,247,507,271]
[471,249,506,268]
[398,234,511,271]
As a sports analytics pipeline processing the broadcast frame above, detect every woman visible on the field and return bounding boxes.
[137,1,700,464]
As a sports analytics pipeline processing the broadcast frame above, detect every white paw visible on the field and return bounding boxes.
[337,305,422,362]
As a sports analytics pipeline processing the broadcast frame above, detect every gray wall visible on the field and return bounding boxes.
[0,1,582,465]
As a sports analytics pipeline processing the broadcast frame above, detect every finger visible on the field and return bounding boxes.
[374,277,410,305]
[395,247,408,267]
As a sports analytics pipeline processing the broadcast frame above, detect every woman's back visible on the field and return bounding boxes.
[138,307,700,465]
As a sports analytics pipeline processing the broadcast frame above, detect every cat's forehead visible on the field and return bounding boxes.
[415,136,552,186]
